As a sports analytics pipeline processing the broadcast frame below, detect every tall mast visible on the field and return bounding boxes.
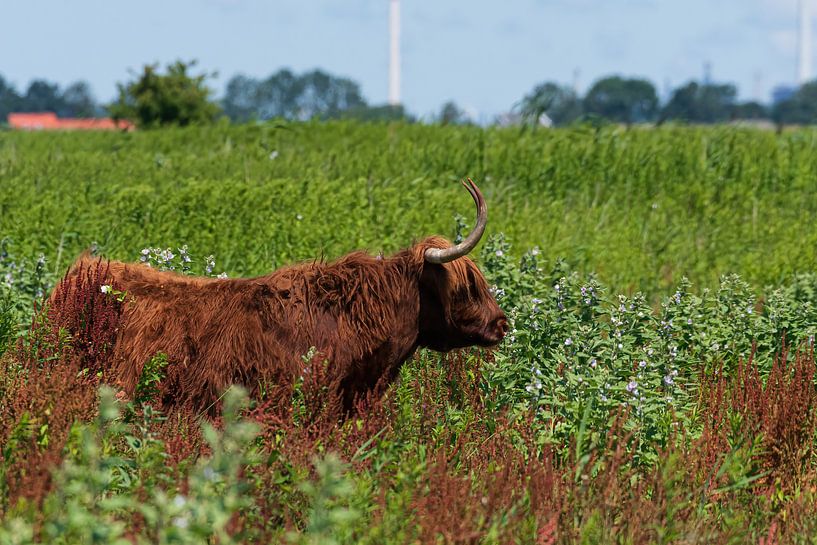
[388,0,401,105]
[798,0,813,84]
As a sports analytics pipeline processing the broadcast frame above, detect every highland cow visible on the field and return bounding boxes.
[53,179,507,412]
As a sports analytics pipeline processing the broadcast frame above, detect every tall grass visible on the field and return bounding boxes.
[1,123,816,294]
[0,294,14,358]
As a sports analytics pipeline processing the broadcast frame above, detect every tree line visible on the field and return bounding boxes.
[0,77,101,121]
[518,77,777,127]
[1,61,409,128]
[2,60,817,128]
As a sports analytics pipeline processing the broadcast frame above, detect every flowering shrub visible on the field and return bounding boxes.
[138,245,226,278]
[0,239,54,327]
[0,387,261,545]
[480,235,817,463]
[0,293,15,358]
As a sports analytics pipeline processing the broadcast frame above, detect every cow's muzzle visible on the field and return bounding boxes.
[480,316,509,346]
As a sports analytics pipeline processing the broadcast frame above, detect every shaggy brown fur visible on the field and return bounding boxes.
[52,236,507,412]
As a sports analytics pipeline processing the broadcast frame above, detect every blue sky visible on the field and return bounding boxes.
[0,0,805,119]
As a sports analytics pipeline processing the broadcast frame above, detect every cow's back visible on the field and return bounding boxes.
[54,256,300,409]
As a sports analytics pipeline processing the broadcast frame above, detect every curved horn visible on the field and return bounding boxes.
[424,178,487,264]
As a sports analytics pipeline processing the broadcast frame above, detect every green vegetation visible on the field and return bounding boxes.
[223,69,367,123]
[109,60,222,128]
[1,123,817,543]
[2,123,817,295]
[0,75,100,121]
[583,76,659,125]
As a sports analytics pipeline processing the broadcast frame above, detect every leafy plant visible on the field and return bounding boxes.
[0,291,15,357]
[134,353,169,406]
[287,454,362,545]
[109,60,221,128]
[0,239,53,325]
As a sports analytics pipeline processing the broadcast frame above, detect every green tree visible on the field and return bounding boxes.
[341,103,414,123]
[0,76,98,120]
[222,74,263,122]
[222,68,366,122]
[0,75,21,122]
[60,81,98,117]
[517,81,582,126]
[109,60,221,128]
[730,101,768,121]
[21,79,63,113]
[438,101,471,125]
[660,81,737,124]
[772,81,817,126]
[583,76,658,125]
[297,69,367,119]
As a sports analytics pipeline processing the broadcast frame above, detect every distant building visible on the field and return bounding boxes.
[493,111,522,127]
[7,112,133,131]
[493,111,552,127]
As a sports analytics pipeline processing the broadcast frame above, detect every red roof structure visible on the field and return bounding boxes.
[7,112,134,131]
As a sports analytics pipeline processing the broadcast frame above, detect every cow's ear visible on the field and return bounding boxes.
[422,264,455,310]
[242,283,273,311]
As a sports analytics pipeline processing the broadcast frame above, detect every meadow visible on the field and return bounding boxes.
[1,122,817,543]
[2,122,817,293]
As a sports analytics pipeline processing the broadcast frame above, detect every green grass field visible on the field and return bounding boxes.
[1,123,817,543]
[2,122,817,294]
